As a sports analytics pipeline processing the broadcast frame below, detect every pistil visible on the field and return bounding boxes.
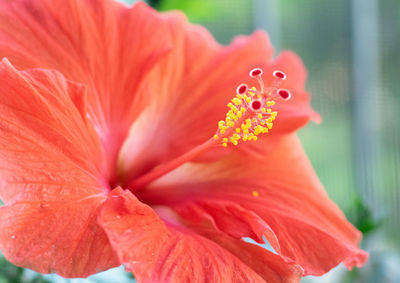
[126,137,218,192]
[127,68,291,192]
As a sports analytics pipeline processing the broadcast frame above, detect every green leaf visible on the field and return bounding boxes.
[349,196,382,235]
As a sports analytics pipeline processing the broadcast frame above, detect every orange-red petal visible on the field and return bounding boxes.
[0,0,173,169]
[137,134,368,276]
[0,60,118,276]
[0,197,118,277]
[98,187,303,282]
[119,13,274,181]
[119,12,319,182]
[197,228,304,283]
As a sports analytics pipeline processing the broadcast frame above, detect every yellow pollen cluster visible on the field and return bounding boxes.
[213,87,277,147]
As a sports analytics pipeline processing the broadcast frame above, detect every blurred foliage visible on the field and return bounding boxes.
[145,0,160,8]
[144,0,252,43]
[0,256,50,283]
[350,196,382,235]
[146,0,224,21]
[0,257,136,283]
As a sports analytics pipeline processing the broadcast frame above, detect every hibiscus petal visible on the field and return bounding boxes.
[0,0,173,164]
[0,197,117,277]
[0,60,118,276]
[98,187,303,283]
[137,134,368,276]
[189,223,303,282]
[119,13,319,182]
[119,13,274,180]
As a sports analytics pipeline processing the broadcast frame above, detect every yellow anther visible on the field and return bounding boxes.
[254,126,262,135]
[228,114,236,121]
[216,74,286,149]
[232,98,241,105]
[230,137,239,145]
[248,88,256,96]
[252,191,259,197]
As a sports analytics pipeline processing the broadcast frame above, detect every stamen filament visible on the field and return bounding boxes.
[126,68,291,192]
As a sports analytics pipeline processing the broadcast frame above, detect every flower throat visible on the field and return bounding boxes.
[127,68,291,192]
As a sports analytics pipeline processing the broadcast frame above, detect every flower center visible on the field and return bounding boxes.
[127,68,291,192]
[213,68,290,147]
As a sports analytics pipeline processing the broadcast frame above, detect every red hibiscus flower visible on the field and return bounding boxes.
[0,0,367,282]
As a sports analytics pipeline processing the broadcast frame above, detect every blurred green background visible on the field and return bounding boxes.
[1,0,399,282]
